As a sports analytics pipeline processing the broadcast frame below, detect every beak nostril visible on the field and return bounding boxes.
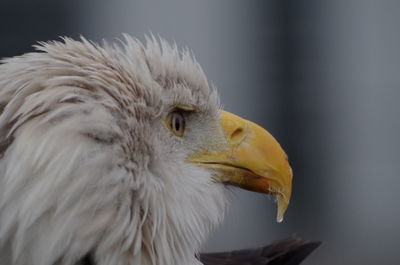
[230,127,245,142]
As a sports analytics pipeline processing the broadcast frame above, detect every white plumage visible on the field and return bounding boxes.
[0,36,225,265]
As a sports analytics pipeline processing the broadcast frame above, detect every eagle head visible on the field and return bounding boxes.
[0,36,292,265]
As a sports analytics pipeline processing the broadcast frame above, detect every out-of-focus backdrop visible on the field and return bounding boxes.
[1,1,400,264]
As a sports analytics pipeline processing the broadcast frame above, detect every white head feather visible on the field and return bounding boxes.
[0,36,227,265]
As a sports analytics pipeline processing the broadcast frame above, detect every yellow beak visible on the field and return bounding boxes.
[188,111,292,222]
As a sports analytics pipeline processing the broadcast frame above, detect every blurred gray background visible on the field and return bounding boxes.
[1,1,400,264]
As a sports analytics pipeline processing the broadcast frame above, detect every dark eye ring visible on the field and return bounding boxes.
[168,110,185,137]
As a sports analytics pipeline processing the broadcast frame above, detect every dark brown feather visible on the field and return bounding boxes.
[199,236,321,265]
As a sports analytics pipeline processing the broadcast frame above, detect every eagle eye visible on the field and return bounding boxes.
[167,110,186,137]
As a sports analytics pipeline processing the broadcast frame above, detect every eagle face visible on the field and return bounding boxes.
[0,36,292,265]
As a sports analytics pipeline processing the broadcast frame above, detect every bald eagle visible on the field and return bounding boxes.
[0,36,318,265]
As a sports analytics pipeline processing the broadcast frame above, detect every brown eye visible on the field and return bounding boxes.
[168,111,185,137]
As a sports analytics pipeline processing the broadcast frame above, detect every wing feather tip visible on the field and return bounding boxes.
[199,236,321,265]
